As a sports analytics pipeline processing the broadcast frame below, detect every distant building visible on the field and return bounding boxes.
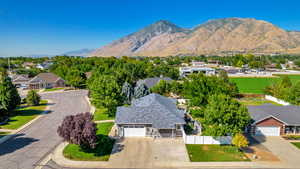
[136,77,172,89]
[36,61,53,70]
[28,73,65,89]
[179,67,216,77]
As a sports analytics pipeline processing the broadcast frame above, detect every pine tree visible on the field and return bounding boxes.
[121,82,133,104]
[133,83,150,99]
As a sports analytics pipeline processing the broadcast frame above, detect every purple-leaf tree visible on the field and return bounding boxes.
[57,112,97,149]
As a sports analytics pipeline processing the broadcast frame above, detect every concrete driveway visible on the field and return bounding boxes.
[0,90,90,169]
[254,136,300,167]
[109,137,188,168]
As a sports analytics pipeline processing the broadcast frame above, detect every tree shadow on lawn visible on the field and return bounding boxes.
[0,133,39,156]
[78,135,117,157]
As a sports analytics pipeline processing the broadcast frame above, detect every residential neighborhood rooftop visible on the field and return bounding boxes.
[248,104,300,125]
[116,93,186,129]
[136,77,172,89]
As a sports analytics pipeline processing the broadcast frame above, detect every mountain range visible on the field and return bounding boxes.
[89,18,300,57]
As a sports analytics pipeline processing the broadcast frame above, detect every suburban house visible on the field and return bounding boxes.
[136,77,172,89]
[28,73,65,89]
[248,104,300,136]
[10,74,31,88]
[115,93,186,137]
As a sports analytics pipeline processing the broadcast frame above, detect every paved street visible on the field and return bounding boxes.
[0,90,90,169]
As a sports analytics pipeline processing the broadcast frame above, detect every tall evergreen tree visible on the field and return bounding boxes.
[133,83,150,99]
[0,71,21,119]
[121,82,133,104]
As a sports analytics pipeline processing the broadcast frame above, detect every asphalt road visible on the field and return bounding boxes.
[0,90,90,169]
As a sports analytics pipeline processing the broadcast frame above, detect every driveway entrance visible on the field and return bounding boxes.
[254,136,300,167]
[109,138,188,168]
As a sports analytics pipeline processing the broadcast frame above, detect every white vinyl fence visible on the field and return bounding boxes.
[181,126,232,144]
[265,95,290,106]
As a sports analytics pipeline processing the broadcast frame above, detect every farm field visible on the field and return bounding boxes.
[230,75,300,94]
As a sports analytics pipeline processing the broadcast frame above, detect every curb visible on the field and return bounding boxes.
[0,99,52,145]
[85,96,95,114]
[52,142,110,168]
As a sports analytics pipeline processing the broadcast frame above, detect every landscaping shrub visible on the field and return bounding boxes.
[232,133,249,149]
[57,112,97,149]
[26,90,41,106]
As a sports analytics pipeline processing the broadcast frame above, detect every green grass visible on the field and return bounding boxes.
[43,87,64,92]
[230,75,300,94]
[238,97,280,106]
[93,108,114,121]
[291,142,300,149]
[0,100,48,130]
[186,145,249,162]
[63,122,115,161]
[0,132,9,139]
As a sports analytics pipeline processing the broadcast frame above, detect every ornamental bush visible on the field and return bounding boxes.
[26,90,41,106]
[57,112,97,149]
[232,133,249,149]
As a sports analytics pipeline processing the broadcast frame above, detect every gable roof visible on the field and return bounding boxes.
[136,77,172,89]
[248,104,300,125]
[29,73,64,84]
[116,93,186,129]
[11,74,30,82]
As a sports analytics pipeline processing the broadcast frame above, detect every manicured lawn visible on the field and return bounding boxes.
[186,144,249,162]
[93,108,114,121]
[0,100,48,130]
[43,87,64,92]
[63,122,115,161]
[238,97,280,106]
[291,142,300,149]
[230,75,300,94]
[0,132,9,139]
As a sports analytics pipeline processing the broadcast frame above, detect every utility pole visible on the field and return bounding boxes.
[8,57,11,74]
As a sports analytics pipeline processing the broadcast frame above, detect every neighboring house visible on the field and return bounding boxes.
[36,62,53,70]
[28,73,65,89]
[248,104,300,136]
[23,62,35,69]
[136,77,172,89]
[116,93,186,138]
[10,74,31,88]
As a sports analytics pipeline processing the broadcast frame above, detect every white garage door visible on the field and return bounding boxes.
[123,126,146,137]
[255,126,280,136]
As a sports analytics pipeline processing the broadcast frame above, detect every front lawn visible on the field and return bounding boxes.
[93,108,114,121]
[186,144,249,162]
[44,87,64,92]
[63,122,115,161]
[0,100,48,130]
[291,142,300,149]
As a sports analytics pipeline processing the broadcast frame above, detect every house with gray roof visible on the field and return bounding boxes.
[136,77,172,89]
[28,73,65,89]
[116,93,186,137]
[248,104,300,136]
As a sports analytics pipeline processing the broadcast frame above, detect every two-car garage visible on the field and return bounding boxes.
[122,125,146,137]
[255,126,281,136]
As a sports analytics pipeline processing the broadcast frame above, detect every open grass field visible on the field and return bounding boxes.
[237,97,281,106]
[63,122,115,161]
[0,100,48,130]
[186,145,249,162]
[230,75,300,94]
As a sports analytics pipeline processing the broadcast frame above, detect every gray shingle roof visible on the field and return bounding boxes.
[136,77,172,89]
[248,104,300,125]
[116,93,186,129]
[29,73,64,84]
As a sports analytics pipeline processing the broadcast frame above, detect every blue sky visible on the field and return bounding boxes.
[0,0,300,56]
